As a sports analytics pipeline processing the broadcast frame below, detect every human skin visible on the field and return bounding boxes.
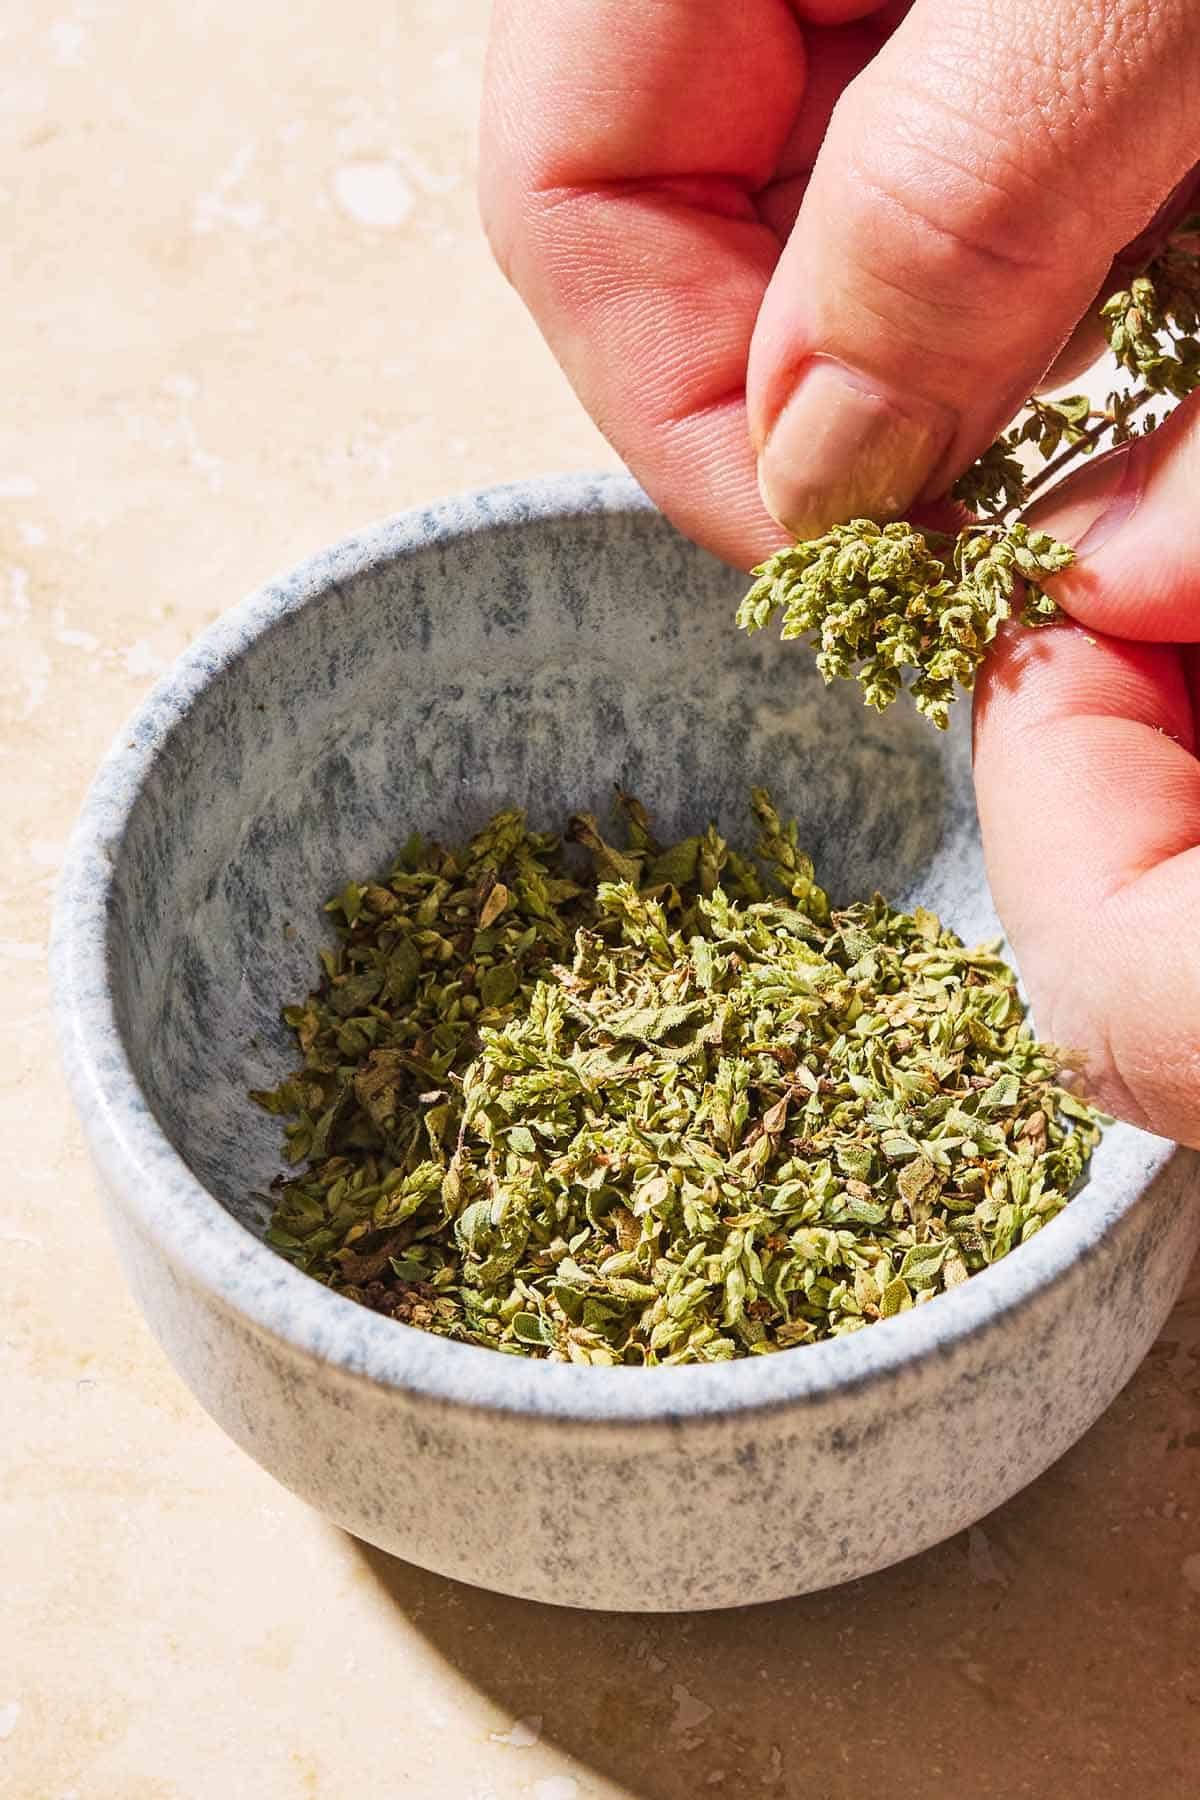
[481,0,1200,1145]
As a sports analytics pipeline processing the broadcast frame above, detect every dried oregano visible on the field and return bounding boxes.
[741,220,1200,727]
[738,520,1069,732]
[252,794,1103,1364]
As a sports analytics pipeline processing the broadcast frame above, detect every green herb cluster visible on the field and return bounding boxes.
[253,795,1102,1364]
[738,520,1069,732]
[741,220,1200,727]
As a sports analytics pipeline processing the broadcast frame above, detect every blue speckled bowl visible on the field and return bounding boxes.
[52,474,1200,1610]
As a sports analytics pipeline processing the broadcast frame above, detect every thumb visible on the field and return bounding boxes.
[747,0,1199,539]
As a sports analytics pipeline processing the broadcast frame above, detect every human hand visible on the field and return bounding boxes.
[482,0,1200,1143]
[974,389,1200,1145]
[481,0,1199,569]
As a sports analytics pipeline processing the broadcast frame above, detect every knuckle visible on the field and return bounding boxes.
[830,80,1083,294]
[477,135,539,289]
[477,170,515,281]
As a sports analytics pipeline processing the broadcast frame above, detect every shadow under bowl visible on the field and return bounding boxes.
[51,473,1200,1610]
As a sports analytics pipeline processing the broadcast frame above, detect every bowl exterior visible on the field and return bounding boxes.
[89,1139,1198,1611]
[53,474,1200,1610]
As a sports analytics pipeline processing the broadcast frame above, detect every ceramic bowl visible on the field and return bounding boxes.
[52,474,1200,1611]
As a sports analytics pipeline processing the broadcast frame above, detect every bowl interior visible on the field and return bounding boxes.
[107,479,992,1239]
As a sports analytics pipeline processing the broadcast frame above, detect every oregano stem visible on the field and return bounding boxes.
[1017,390,1155,510]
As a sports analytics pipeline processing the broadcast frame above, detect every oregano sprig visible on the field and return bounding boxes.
[741,220,1200,728]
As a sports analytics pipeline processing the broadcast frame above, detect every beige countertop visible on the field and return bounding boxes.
[3,4,1199,1795]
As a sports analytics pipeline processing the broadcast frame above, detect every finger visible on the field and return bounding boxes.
[1024,386,1200,641]
[794,2,885,20]
[480,0,809,568]
[973,622,1200,1143]
[748,0,1200,538]
[756,21,886,244]
[1040,312,1108,389]
[1043,161,1200,384]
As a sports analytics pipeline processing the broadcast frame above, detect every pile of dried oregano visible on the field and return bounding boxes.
[252,791,1102,1363]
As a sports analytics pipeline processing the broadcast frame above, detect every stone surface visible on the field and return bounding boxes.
[4,2,1200,1795]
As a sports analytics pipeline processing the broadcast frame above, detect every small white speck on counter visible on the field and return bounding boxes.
[333,161,414,229]
[489,1715,542,1749]
[670,1682,713,1736]
[967,1524,1010,1588]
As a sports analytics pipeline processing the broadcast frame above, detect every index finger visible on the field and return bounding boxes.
[480,0,812,566]
[1025,388,1200,642]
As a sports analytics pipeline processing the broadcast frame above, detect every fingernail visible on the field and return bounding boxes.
[1024,438,1146,557]
[756,357,953,538]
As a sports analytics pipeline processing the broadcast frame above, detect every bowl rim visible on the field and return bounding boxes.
[50,471,1179,1426]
